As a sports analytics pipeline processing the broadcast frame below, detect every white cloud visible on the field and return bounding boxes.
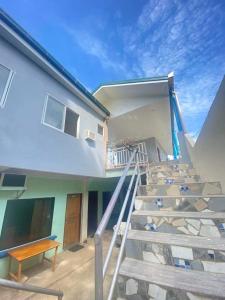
[63,26,133,78]
[117,0,225,131]
[60,0,224,134]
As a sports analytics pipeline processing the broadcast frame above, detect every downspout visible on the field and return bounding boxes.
[172,91,192,164]
[169,89,180,159]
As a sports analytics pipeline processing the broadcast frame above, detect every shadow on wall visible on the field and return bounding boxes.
[186,76,225,192]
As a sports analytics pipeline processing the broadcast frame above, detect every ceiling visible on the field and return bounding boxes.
[94,80,169,107]
[108,100,173,154]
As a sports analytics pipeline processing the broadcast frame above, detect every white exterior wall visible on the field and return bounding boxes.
[0,38,107,177]
[188,76,225,191]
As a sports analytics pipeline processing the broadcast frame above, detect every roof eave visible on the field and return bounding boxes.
[93,75,169,95]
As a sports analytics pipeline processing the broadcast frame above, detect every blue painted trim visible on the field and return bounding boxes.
[169,90,180,158]
[171,94,183,132]
[0,235,57,258]
[0,9,110,116]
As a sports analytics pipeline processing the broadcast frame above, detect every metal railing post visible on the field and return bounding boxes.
[94,146,149,300]
[107,172,141,300]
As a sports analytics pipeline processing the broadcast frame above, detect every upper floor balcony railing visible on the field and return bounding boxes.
[106,142,148,169]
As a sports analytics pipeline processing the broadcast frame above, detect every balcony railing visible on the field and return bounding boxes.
[106,142,148,169]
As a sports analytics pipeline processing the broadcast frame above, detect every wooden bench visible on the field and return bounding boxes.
[8,239,60,282]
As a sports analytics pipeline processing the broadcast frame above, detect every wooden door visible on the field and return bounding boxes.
[63,194,82,249]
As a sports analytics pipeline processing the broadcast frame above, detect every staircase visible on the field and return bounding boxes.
[116,162,225,300]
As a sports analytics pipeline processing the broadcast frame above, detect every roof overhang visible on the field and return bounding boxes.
[93,75,174,154]
[93,76,171,115]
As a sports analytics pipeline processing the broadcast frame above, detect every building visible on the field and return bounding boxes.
[1,9,225,300]
[0,9,179,278]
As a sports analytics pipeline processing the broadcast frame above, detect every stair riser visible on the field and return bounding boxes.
[149,163,194,173]
[117,275,221,300]
[138,182,222,197]
[148,175,200,185]
[131,215,225,238]
[125,239,225,273]
[135,196,225,212]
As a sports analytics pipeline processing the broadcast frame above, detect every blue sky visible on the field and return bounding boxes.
[0,0,224,138]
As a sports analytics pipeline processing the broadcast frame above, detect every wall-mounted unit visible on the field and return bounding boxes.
[0,173,27,189]
[85,130,96,142]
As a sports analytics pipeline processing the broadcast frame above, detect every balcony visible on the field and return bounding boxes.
[106,142,148,169]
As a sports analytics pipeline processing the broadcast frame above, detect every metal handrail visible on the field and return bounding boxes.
[95,148,147,300]
[0,278,63,299]
[108,173,140,300]
[103,164,138,277]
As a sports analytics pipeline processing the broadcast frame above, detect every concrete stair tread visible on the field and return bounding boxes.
[143,181,220,184]
[143,181,217,186]
[136,194,225,199]
[127,230,225,251]
[119,257,225,298]
[149,161,190,167]
[132,210,225,219]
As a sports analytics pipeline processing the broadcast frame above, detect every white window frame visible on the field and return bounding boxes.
[42,94,80,138]
[0,63,15,108]
[64,106,80,139]
[42,94,66,133]
[97,123,104,136]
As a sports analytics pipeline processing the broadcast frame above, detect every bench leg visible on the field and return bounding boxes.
[8,257,12,279]
[52,246,58,272]
[17,262,22,282]
[42,252,45,264]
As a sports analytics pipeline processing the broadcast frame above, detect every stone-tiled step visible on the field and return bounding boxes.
[147,176,201,185]
[135,195,225,212]
[127,230,225,252]
[126,230,225,272]
[149,162,192,171]
[132,210,225,219]
[138,182,222,197]
[118,257,225,299]
[131,210,225,237]
[148,163,197,176]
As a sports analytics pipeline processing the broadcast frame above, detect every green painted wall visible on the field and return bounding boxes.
[0,175,117,278]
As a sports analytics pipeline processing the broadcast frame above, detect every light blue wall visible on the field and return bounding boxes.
[0,175,116,278]
[0,176,83,277]
[0,37,106,178]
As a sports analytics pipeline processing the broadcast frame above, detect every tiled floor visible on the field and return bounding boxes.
[0,231,117,300]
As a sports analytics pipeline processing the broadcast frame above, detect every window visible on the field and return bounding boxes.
[0,64,14,107]
[43,95,79,138]
[64,108,79,138]
[0,197,55,250]
[98,124,104,136]
[44,96,65,130]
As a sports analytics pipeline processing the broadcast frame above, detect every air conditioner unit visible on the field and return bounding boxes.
[85,130,96,141]
[0,173,27,188]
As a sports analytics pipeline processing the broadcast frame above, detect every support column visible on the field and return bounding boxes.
[80,179,88,243]
[97,191,103,225]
